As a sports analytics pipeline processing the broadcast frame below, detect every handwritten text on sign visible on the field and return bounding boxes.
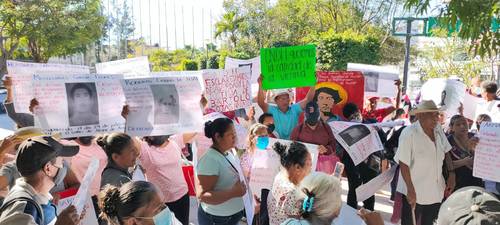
[260,44,317,89]
[473,122,500,182]
[95,56,150,78]
[121,75,204,136]
[203,67,252,112]
[6,60,90,113]
[33,74,125,138]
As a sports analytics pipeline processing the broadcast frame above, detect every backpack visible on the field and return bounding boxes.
[0,192,44,225]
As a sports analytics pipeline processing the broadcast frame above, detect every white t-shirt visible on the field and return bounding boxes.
[394,121,452,205]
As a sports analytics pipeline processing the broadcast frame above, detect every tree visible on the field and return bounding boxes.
[0,0,105,75]
[415,30,491,86]
[316,30,381,71]
[215,11,244,49]
[404,0,499,57]
[112,0,135,59]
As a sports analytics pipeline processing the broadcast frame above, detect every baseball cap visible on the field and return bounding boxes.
[13,126,61,141]
[16,136,79,176]
[437,187,500,225]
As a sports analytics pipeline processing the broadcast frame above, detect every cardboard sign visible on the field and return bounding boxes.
[473,122,500,182]
[203,68,252,112]
[95,56,150,78]
[121,75,204,136]
[296,71,365,120]
[329,121,384,165]
[33,74,125,137]
[347,63,399,98]
[260,45,317,89]
[6,60,90,113]
[248,149,281,199]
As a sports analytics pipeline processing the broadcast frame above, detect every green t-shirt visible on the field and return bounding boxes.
[196,148,244,216]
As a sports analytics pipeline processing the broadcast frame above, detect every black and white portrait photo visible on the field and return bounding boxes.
[339,124,371,146]
[364,72,379,92]
[150,84,180,125]
[66,82,99,127]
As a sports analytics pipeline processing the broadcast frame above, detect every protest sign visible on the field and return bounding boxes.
[57,188,98,225]
[225,56,261,84]
[33,74,125,138]
[473,122,500,182]
[248,149,281,198]
[347,63,399,98]
[121,75,204,136]
[296,71,365,120]
[332,203,367,225]
[95,56,150,78]
[260,45,317,89]
[73,158,99,215]
[6,60,90,113]
[203,67,252,112]
[229,149,254,225]
[420,78,466,117]
[463,93,481,120]
[329,121,384,165]
[356,166,397,202]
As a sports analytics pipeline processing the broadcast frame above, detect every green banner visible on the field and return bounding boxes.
[260,44,317,90]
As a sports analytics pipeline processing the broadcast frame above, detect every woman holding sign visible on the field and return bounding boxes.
[196,118,246,225]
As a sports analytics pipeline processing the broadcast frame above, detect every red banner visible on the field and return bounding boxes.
[296,71,365,120]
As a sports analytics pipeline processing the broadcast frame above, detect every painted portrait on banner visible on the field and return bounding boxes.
[296,71,365,121]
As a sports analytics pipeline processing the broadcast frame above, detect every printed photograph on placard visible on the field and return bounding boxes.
[364,72,379,92]
[339,124,371,146]
[65,82,99,127]
[150,84,180,125]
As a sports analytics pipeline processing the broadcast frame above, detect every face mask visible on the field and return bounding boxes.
[255,136,269,150]
[474,87,482,95]
[267,124,275,133]
[305,111,319,126]
[77,136,93,146]
[152,207,173,225]
[49,162,67,187]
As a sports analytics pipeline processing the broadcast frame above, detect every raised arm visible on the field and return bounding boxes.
[299,85,316,110]
[257,76,269,113]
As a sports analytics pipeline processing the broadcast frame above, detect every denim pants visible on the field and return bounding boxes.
[197,207,244,225]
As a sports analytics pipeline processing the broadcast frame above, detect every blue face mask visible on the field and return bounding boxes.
[255,136,269,150]
[153,207,173,225]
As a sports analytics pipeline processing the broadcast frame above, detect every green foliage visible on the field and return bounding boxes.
[0,0,105,74]
[149,49,171,72]
[404,0,499,58]
[316,30,381,71]
[181,59,199,71]
[416,29,490,86]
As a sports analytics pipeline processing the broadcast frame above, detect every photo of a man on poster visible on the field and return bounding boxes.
[150,84,180,125]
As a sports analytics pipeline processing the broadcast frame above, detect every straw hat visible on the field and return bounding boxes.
[268,88,294,103]
[409,100,442,115]
[13,127,61,141]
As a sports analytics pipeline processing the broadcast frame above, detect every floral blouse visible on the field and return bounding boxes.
[267,171,302,225]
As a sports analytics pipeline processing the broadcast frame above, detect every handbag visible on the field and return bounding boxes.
[316,154,340,175]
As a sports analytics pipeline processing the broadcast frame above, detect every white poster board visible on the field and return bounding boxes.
[475,100,500,123]
[463,93,482,120]
[248,149,281,199]
[347,63,399,98]
[356,166,397,202]
[202,67,252,112]
[57,194,98,225]
[332,203,367,225]
[6,60,90,113]
[229,150,254,225]
[420,78,466,117]
[268,138,319,171]
[328,121,384,165]
[473,122,500,182]
[33,74,125,137]
[224,56,261,84]
[95,56,150,78]
[72,158,99,215]
[121,75,204,136]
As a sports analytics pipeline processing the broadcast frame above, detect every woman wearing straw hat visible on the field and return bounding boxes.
[394,100,456,225]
